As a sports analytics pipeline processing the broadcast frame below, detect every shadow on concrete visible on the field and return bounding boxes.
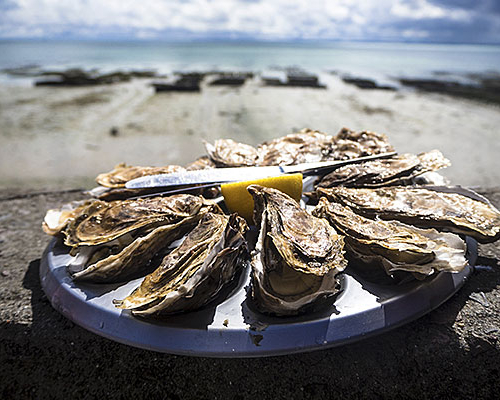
[0,253,499,399]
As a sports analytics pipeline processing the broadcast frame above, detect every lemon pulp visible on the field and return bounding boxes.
[221,173,303,224]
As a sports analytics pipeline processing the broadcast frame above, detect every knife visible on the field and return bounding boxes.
[125,152,397,189]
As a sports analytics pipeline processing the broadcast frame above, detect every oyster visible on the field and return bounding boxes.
[248,185,347,316]
[114,212,248,316]
[256,129,335,166]
[204,138,259,167]
[96,163,185,188]
[185,155,216,171]
[313,198,467,277]
[316,150,450,188]
[317,186,500,243]
[69,218,198,282]
[42,200,93,236]
[203,128,396,168]
[64,194,219,282]
[331,127,395,159]
[64,194,215,247]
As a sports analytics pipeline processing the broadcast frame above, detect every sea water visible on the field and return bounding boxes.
[1,40,500,83]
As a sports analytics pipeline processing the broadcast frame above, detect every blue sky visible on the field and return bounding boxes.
[0,0,499,43]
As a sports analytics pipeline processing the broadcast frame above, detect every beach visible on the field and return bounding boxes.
[1,46,500,398]
[1,73,500,191]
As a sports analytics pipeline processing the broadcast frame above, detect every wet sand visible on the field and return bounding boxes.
[1,74,500,190]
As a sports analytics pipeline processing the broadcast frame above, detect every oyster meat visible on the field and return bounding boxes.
[64,195,220,282]
[42,200,93,236]
[96,163,185,188]
[313,198,467,277]
[114,212,248,316]
[64,194,215,247]
[248,185,347,316]
[316,150,450,188]
[317,186,500,243]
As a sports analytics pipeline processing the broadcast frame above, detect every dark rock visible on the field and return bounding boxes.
[342,77,396,91]
[33,68,161,87]
[152,75,201,92]
[262,72,326,88]
[109,127,119,137]
[399,77,500,104]
[209,74,247,86]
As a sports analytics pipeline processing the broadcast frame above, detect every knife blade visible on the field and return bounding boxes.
[125,152,397,189]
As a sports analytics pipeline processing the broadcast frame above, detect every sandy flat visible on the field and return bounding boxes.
[1,74,499,190]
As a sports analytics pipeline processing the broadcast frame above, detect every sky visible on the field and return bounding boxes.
[0,0,499,44]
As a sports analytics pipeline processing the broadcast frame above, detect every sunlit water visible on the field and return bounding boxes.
[1,40,500,83]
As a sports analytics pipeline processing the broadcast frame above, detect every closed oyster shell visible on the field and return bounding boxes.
[316,150,450,188]
[96,163,185,188]
[317,186,500,243]
[204,138,259,167]
[64,194,218,247]
[248,185,347,316]
[332,127,394,159]
[184,155,216,171]
[203,128,395,168]
[313,198,467,277]
[256,129,335,166]
[114,213,248,316]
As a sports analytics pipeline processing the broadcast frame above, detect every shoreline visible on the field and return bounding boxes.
[1,70,499,190]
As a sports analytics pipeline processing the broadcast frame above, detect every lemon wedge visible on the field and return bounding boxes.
[221,173,303,224]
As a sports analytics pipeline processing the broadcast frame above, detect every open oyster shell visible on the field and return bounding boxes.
[64,194,217,247]
[68,218,198,283]
[316,150,450,188]
[62,195,220,282]
[42,200,93,236]
[313,198,467,277]
[114,212,248,316]
[317,186,500,243]
[96,162,185,188]
[248,185,347,316]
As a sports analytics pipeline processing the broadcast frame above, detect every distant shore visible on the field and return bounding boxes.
[1,68,499,190]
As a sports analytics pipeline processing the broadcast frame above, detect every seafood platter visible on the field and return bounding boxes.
[40,128,500,356]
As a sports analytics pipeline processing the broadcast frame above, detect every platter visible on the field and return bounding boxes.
[40,236,476,357]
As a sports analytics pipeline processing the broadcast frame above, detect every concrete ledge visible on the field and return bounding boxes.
[1,188,499,399]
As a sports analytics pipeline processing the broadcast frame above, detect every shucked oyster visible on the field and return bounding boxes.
[42,200,93,236]
[114,212,248,316]
[316,150,450,188]
[63,195,220,282]
[317,186,500,243]
[96,163,185,188]
[68,217,200,282]
[313,198,467,277]
[64,194,214,247]
[248,185,347,316]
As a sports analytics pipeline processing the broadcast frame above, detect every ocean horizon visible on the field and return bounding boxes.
[1,39,500,85]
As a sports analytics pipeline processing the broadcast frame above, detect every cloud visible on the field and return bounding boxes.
[0,0,499,43]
